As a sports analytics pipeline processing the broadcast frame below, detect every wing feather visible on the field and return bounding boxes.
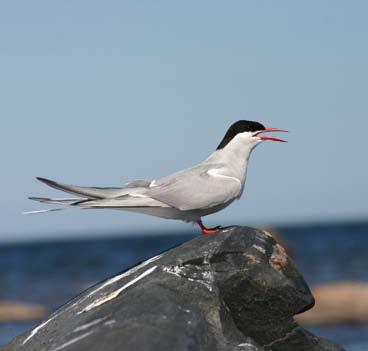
[147,165,241,211]
[78,196,169,209]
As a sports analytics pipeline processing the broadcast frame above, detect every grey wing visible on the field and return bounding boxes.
[36,177,152,199]
[123,179,152,188]
[147,165,241,211]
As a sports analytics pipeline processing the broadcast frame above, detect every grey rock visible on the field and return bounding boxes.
[2,226,345,351]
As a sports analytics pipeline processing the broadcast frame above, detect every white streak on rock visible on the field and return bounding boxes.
[162,266,184,277]
[80,266,157,313]
[201,271,214,291]
[104,319,116,327]
[243,253,262,264]
[262,230,273,238]
[22,315,57,345]
[238,342,255,348]
[49,330,96,351]
[163,266,213,292]
[253,244,266,254]
[81,254,162,301]
[263,326,300,349]
[221,227,234,233]
[73,318,105,333]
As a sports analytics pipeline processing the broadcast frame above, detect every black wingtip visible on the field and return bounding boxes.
[29,196,42,201]
[36,177,55,186]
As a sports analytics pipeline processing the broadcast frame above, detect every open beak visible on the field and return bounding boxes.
[255,128,288,142]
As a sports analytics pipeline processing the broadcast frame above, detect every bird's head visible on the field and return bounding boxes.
[217,120,288,151]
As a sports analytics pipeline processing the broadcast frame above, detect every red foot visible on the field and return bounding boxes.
[197,220,221,235]
[201,227,220,235]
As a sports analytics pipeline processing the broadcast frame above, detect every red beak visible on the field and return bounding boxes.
[255,127,288,142]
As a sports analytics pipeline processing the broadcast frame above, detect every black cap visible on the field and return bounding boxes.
[216,120,265,150]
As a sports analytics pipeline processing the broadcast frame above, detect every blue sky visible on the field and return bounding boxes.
[1,1,367,241]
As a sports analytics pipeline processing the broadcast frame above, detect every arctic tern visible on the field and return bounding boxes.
[28,120,287,234]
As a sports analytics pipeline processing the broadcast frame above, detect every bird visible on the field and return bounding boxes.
[27,120,287,235]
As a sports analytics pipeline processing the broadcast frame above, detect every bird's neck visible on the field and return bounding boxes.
[206,135,258,183]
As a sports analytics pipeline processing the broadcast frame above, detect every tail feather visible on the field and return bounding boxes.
[36,177,126,199]
[28,197,84,205]
[25,196,89,215]
[23,208,67,215]
[77,197,169,209]
[28,194,168,211]
[27,177,165,214]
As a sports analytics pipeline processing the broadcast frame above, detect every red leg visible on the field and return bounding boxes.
[197,220,221,235]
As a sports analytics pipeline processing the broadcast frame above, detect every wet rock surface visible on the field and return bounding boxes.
[2,226,344,351]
